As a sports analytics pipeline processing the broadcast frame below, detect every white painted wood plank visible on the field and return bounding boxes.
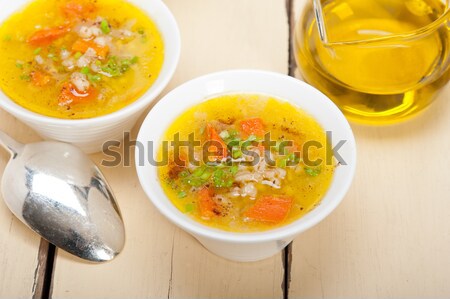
[290,0,450,297]
[0,112,46,298]
[52,1,288,298]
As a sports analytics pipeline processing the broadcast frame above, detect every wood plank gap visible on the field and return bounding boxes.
[286,0,297,77]
[44,244,56,299]
[32,239,56,299]
[282,244,293,299]
[167,232,175,299]
[282,1,296,299]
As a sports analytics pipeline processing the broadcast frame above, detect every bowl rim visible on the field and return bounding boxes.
[0,0,181,126]
[136,69,357,243]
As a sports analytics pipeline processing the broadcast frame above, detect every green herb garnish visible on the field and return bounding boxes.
[33,48,42,55]
[101,56,139,77]
[47,53,58,61]
[212,168,235,188]
[246,135,257,142]
[88,74,101,82]
[185,203,194,213]
[278,158,288,168]
[287,153,300,165]
[130,56,139,64]
[230,165,239,175]
[180,164,238,189]
[304,167,321,177]
[80,67,90,75]
[177,191,187,199]
[100,19,111,34]
[184,177,204,188]
[20,74,31,81]
[179,170,190,178]
[232,148,242,159]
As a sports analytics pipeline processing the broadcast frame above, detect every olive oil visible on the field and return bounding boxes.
[295,0,450,125]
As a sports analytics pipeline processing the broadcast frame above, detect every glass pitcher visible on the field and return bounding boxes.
[295,0,450,125]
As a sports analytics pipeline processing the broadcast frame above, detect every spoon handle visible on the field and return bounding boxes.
[312,0,329,44]
[0,131,23,157]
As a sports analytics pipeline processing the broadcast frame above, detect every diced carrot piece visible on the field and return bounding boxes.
[58,82,98,106]
[27,25,70,46]
[244,195,293,223]
[72,39,109,58]
[206,124,228,160]
[61,1,97,19]
[198,188,219,219]
[30,71,52,87]
[239,118,265,138]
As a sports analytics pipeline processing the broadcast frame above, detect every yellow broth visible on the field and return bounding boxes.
[0,0,164,119]
[158,94,335,232]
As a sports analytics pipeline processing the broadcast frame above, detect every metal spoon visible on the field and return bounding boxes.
[0,131,125,262]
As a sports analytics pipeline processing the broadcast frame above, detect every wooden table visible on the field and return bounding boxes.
[1,0,449,298]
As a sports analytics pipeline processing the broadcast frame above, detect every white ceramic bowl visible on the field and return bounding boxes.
[136,70,357,262]
[0,0,180,153]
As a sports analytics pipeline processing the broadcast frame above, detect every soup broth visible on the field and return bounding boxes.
[158,94,335,232]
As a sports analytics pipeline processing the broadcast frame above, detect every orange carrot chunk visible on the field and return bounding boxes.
[239,118,265,138]
[61,1,97,19]
[27,25,70,46]
[72,39,109,58]
[244,195,293,223]
[30,71,52,87]
[58,82,98,106]
[198,188,219,219]
[206,124,228,160]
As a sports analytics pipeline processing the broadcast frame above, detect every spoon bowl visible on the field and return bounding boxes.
[0,131,125,262]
